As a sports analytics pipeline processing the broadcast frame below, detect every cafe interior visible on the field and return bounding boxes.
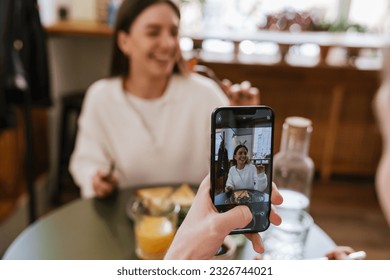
[1,0,390,260]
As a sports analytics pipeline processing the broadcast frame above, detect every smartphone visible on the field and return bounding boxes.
[210,106,274,234]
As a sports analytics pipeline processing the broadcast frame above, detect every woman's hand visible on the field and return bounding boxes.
[255,164,265,174]
[222,80,260,106]
[164,176,283,259]
[92,169,118,198]
[325,246,356,260]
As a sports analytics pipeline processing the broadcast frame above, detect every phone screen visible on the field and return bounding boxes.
[210,106,274,233]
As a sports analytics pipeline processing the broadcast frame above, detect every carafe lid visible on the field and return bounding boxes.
[281,116,313,153]
[285,116,312,130]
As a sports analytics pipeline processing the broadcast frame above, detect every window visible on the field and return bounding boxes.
[181,0,388,33]
[349,0,388,32]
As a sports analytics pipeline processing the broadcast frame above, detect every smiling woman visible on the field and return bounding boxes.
[68,0,230,199]
[110,0,185,81]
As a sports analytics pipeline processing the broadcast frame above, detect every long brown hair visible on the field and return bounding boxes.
[232,145,249,166]
[109,0,188,77]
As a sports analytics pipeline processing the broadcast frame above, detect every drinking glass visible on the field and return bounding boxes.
[129,198,180,260]
[262,210,313,260]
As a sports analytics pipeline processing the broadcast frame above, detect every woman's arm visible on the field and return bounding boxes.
[69,87,116,198]
[225,166,235,192]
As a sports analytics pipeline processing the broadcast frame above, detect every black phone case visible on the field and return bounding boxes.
[210,106,274,234]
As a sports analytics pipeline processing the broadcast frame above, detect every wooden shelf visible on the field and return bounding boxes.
[45,20,113,37]
[185,29,388,49]
[46,20,387,46]
[45,21,388,61]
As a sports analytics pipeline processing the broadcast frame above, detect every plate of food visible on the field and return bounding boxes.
[126,183,196,225]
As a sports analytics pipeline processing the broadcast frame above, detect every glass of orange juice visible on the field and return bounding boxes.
[130,198,180,260]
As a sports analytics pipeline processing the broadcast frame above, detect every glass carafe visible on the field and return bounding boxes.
[273,117,314,212]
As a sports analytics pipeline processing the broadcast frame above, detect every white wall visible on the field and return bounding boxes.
[38,0,97,25]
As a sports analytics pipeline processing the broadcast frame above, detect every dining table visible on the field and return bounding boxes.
[2,187,336,260]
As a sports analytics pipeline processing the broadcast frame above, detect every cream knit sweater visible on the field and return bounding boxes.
[69,73,228,198]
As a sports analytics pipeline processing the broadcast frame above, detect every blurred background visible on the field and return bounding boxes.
[1,0,390,259]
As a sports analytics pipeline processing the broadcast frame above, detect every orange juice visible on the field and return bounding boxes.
[135,215,176,259]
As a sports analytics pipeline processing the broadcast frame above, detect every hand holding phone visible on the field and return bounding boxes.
[165,174,283,259]
[210,106,274,234]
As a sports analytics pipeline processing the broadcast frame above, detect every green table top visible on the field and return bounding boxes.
[3,188,136,260]
[3,187,336,260]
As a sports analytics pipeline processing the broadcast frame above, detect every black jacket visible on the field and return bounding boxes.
[0,0,51,130]
[217,139,229,177]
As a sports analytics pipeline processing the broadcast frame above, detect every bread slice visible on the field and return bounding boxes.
[136,186,174,200]
[135,186,174,215]
[170,183,195,207]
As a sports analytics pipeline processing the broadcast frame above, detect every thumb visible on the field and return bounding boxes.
[222,79,232,87]
[217,205,253,233]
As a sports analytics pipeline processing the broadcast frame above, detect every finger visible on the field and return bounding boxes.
[230,83,241,94]
[249,87,260,104]
[244,233,264,253]
[94,184,107,198]
[269,205,282,226]
[96,170,106,178]
[240,87,258,97]
[341,246,355,255]
[105,173,118,185]
[248,87,259,96]
[198,174,211,195]
[271,182,283,205]
[93,178,115,198]
[326,246,355,260]
[99,182,112,196]
[222,79,232,88]
[240,80,251,90]
[240,88,257,97]
[192,174,214,210]
[217,205,252,233]
[93,171,110,197]
[96,169,114,183]
[95,170,114,187]
[326,251,349,260]
[228,84,241,101]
